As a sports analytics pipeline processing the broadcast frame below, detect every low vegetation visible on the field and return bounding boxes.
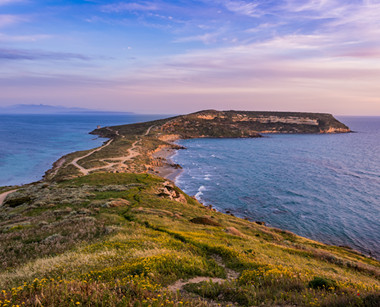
[1,173,379,306]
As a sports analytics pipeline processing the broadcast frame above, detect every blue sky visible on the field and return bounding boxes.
[1,0,380,114]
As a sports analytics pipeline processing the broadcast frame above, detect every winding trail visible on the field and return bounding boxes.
[70,139,114,175]
[0,189,18,206]
[167,255,239,292]
[145,125,154,136]
[68,126,153,175]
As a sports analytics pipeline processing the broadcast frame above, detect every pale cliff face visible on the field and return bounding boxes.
[320,127,351,133]
[160,110,351,137]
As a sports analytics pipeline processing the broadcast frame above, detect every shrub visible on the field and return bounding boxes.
[362,293,380,307]
[308,276,337,290]
[5,196,31,207]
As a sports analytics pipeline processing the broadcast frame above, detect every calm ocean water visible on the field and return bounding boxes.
[1,115,379,258]
[0,114,166,186]
[173,117,380,259]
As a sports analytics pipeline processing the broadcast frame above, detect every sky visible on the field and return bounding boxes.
[1,0,380,115]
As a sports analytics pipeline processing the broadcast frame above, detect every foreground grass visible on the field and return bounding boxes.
[0,173,379,306]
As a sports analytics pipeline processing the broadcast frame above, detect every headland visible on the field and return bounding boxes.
[44,110,351,182]
[2,110,379,307]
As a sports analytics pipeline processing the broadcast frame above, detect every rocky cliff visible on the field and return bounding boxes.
[159,110,350,137]
[94,110,350,140]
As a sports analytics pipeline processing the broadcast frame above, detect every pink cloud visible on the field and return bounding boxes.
[0,14,26,28]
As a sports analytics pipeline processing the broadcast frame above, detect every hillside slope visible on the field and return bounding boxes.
[94,110,350,140]
[2,110,375,306]
[0,173,379,306]
[43,110,350,181]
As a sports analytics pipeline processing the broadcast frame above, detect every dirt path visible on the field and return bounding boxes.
[70,139,114,175]
[69,126,152,175]
[0,189,18,206]
[167,255,239,292]
[145,125,154,136]
[106,127,120,136]
[167,277,226,292]
[47,157,66,178]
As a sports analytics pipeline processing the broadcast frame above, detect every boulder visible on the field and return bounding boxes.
[107,198,130,207]
[190,216,221,227]
[157,182,187,203]
[225,226,244,237]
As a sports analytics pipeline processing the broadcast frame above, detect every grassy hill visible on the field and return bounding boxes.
[93,110,350,140]
[1,173,379,306]
[44,110,350,183]
[1,111,376,306]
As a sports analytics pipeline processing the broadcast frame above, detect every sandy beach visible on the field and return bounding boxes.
[152,145,183,182]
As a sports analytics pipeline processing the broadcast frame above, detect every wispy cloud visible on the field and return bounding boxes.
[101,2,159,13]
[0,14,26,28]
[0,33,51,42]
[0,0,25,6]
[0,48,91,61]
[218,0,261,17]
[174,31,225,44]
[1,0,380,114]
[283,0,334,13]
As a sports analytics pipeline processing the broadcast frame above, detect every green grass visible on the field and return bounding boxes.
[0,173,378,306]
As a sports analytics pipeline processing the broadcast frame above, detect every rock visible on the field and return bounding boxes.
[107,198,130,207]
[225,227,244,237]
[255,221,266,226]
[190,216,221,227]
[157,182,187,203]
[169,163,182,169]
[43,233,64,243]
[105,226,118,234]
[53,208,72,216]
[4,196,31,208]
[78,208,91,215]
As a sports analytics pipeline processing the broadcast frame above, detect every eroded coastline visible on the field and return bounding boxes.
[1,111,380,306]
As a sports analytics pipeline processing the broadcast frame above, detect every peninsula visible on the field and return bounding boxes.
[1,110,379,307]
[45,110,351,182]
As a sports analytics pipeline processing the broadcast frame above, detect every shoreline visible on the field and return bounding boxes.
[151,144,183,182]
[149,138,378,261]
[3,112,375,260]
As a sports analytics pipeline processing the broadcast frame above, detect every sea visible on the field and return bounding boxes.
[172,117,380,259]
[0,114,166,186]
[0,115,379,259]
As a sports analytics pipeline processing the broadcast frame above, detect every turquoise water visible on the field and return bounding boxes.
[0,114,166,186]
[173,117,380,259]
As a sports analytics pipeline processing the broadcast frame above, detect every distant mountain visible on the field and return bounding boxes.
[0,104,134,114]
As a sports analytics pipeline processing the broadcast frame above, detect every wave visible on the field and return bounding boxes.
[173,117,380,259]
[195,185,206,200]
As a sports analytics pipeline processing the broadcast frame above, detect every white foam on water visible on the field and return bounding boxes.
[195,185,206,200]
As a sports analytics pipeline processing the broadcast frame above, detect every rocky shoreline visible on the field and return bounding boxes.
[2,111,380,306]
